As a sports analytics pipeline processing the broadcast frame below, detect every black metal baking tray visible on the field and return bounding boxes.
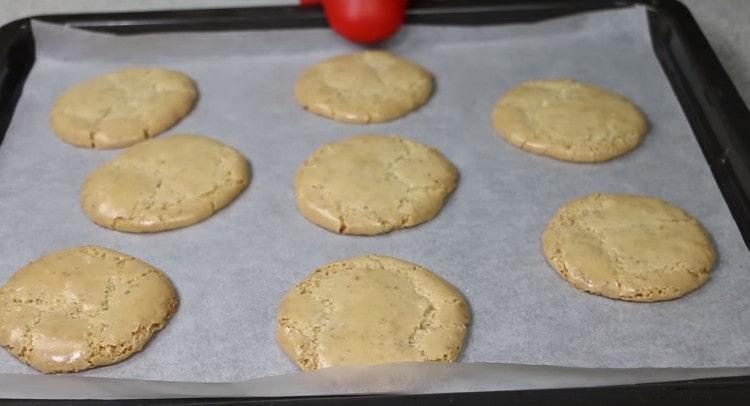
[1,0,749,404]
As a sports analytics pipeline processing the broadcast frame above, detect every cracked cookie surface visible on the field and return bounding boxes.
[0,246,178,373]
[50,67,198,149]
[542,193,716,302]
[276,255,469,370]
[492,78,647,163]
[81,134,250,233]
[294,51,433,124]
[294,134,457,235]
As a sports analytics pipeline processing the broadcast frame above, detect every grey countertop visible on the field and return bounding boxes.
[0,0,748,105]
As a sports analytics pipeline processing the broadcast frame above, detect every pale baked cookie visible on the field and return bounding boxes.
[542,193,716,302]
[492,78,647,163]
[81,134,249,233]
[51,67,198,149]
[294,51,433,124]
[295,134,457,235]
[277,255,470,370]
[0,246,178,373]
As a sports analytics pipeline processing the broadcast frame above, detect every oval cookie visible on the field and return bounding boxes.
[81,134,249,233]
[0,246,178,373]
[276,255,470,370]
[492,78,647,163]
[51,67,198,149]
[542,193,716,302]
[295,134,457,235]
[294,51,433,124]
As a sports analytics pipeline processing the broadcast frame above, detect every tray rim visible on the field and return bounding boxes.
[0,0,749,404]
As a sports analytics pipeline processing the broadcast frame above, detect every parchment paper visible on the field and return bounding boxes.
[1,5,750,398]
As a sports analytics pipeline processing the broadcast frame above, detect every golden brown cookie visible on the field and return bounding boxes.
[542,193,716,302]
[294,51,433,124]
[492,78,647,163]
[294,134,457,235]
[81,134,249,233]
[51,67,198,149]
[0,246,178,373]
[276,255,470,370]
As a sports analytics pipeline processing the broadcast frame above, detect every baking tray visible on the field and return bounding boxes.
[0,0,749,404]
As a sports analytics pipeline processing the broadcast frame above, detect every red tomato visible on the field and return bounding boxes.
[320,0,407,44]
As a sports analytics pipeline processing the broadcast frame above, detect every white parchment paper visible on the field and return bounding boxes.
[1,5,749,398]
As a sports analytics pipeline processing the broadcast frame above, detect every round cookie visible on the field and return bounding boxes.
[542,193,716,302]
[51,67,198,149]
[294,51,433,124]
[276,255,470,370]
[81,134,249,233]
[0,246,178,373]
[294,134,457,235]
[492,78,647,163]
